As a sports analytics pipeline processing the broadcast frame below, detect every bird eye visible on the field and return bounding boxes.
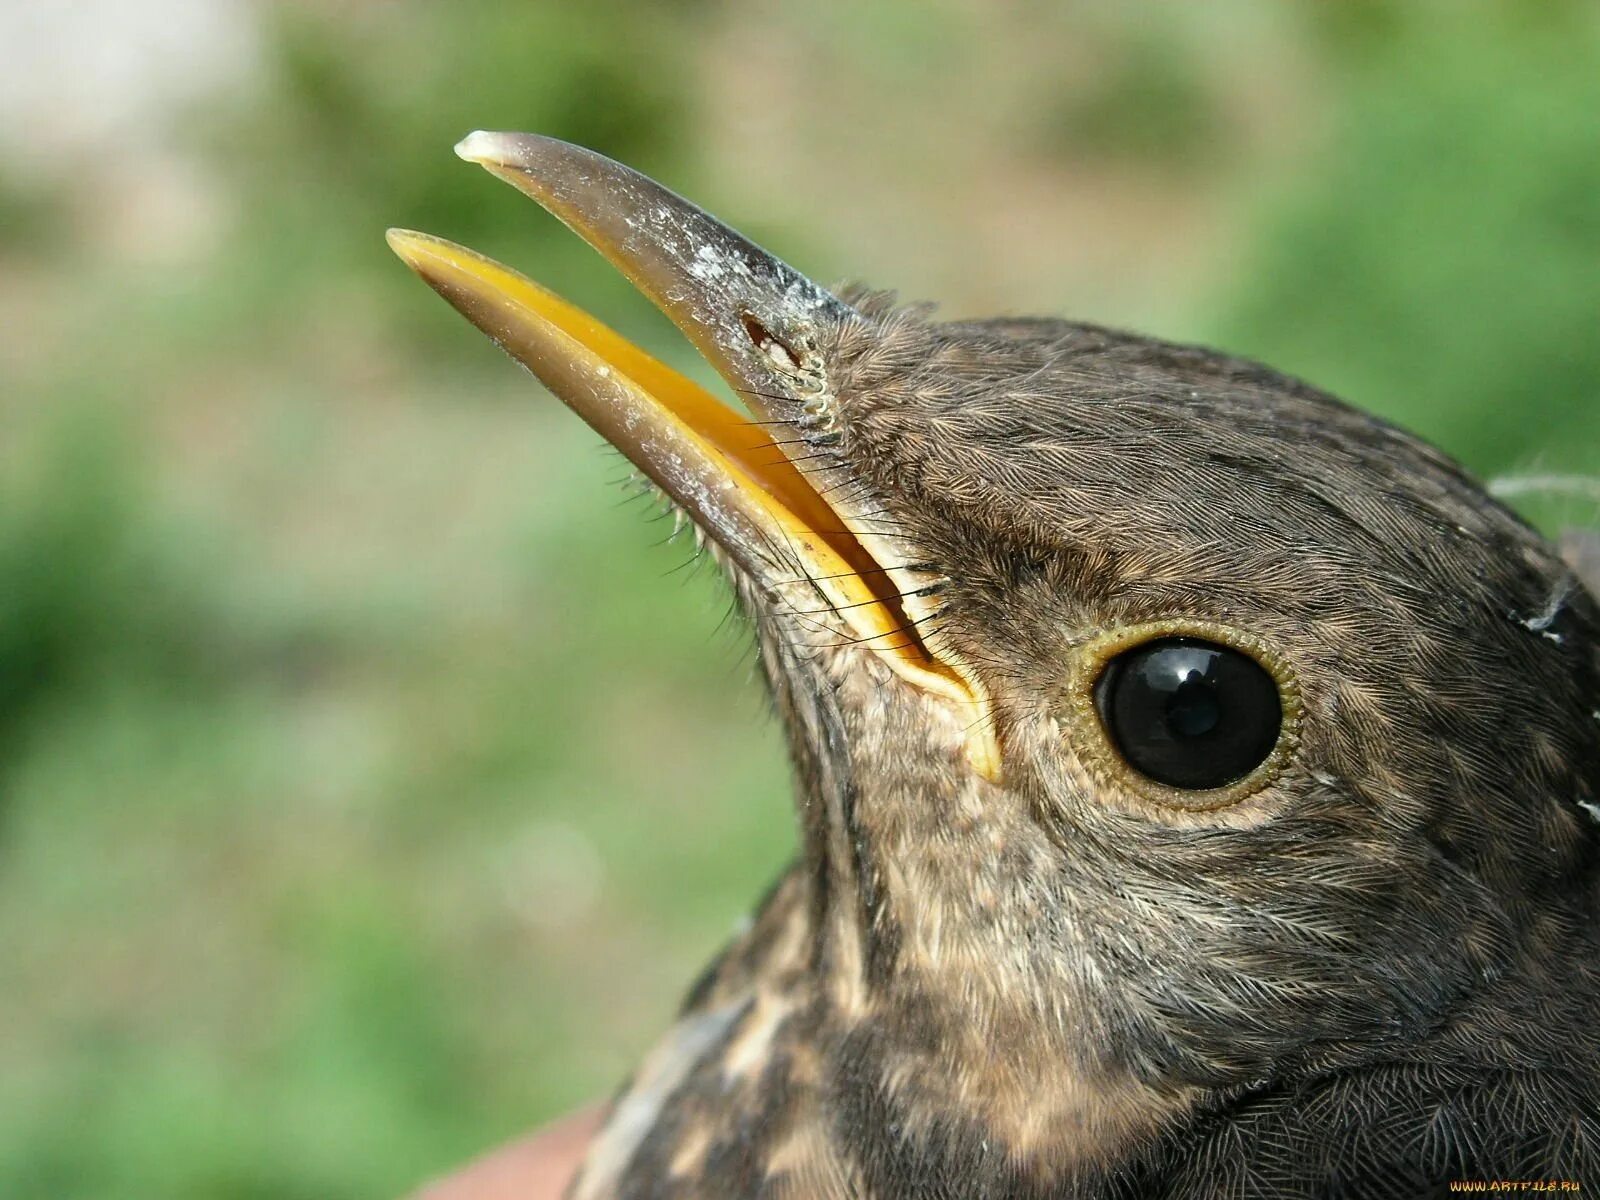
[1092,636,1283,791]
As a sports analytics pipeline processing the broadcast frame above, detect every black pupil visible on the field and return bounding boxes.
[1092,636,1281,790]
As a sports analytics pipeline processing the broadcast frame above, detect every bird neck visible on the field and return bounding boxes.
[772,648,1195,1179]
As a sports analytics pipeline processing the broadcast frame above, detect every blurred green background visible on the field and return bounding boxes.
[3,2,1598,1196]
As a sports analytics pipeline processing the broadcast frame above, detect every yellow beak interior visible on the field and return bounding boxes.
[385,230,999,780]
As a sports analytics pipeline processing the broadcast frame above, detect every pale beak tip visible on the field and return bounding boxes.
[455,129,519,167]
[385,227,432,270]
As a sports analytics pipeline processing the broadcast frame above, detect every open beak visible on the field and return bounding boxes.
[387,132,997,779]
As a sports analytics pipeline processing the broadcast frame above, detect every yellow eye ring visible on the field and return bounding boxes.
[1064,618,1303,812]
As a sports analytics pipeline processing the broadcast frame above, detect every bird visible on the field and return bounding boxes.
[388,133,1600,1199]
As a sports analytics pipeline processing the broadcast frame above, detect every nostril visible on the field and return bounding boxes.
[740,312,801,373]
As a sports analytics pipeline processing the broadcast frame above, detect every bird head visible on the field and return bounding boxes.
[390,134,1600,1151]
